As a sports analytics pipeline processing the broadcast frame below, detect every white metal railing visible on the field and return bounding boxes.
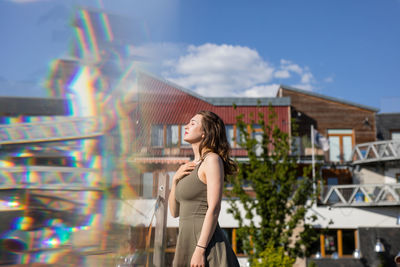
[0,116,103,145]
[351,140,400,164]
[0,166,102,190]
[320,183,400,206]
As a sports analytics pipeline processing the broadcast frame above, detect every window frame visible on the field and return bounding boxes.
[315,229,358,258]
[327,129,355,162]
[151,124,187,148]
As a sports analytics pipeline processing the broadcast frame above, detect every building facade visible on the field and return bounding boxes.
[276,86,400,266]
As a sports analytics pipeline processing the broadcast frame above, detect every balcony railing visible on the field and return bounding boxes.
[320,183,400,206]
[352,140,400,164]
[0,116,103,145]
[0,166,102,190]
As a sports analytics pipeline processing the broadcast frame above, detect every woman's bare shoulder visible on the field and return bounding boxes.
[203,152,222,165]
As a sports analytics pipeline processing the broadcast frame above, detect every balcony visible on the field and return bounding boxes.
[0,116,103,145]
[320,183,400,207]
[352,140,400,165]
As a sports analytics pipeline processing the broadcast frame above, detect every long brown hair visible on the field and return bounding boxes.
[197,110,237,177]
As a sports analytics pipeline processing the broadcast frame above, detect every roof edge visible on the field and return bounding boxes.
[279,84,379,112]
[205,97,290,106]
[138,70,209,102]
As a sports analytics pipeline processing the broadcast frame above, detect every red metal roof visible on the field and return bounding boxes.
[137,72,290,132]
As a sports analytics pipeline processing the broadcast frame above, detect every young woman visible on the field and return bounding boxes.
[169,111,240,267]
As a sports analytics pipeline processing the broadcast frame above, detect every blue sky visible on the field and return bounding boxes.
[1,0,399,112]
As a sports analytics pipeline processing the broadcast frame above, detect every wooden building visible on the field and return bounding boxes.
[277,85,379,187]
[277,85,378,163]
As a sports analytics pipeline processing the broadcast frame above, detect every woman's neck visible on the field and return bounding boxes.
[191,142,201,162]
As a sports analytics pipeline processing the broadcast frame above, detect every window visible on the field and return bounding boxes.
[291,136,301,156]
[391,130,400,140]
[252,124,263,156]
[312,229,357,258]
[328,129,354,162]
[141,172,154,198]
[151,124,187,147]
[181,125,190,146]
[225,125,241,148]
[151,125,164,147]
[342,230,356,255]
[166,125,179,147]
[324,230,338,255]
[226,125,235,147]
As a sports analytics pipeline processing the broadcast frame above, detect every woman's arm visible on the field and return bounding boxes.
[168,179,180,218]
[191,153,224,266]
[168,161,196,218]
[168,177,181,218]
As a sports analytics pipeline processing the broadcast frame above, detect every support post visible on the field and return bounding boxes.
[153,172,169,267]
[311,124,316,194]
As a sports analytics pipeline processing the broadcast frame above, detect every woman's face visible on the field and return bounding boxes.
[183,114,204,144]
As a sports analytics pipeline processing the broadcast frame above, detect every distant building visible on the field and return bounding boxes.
[276,86,400,266]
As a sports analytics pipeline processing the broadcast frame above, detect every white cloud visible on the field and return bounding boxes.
[138,42,318,97]
[301,72,314,84]
[163,43,276,97]
[243,84,280,97]
[280,59,303,74]
[275,59,315,90]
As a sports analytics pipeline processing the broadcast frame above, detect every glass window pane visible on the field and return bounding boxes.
[392,131,400,140]
[329,136,340,162]
[252,124,262,156]
[342,230,356,255]
[254,132,263,156]
[181,125,190,146]
[166,125,179,146]
[292,136,301,155]
[142,172,153,198]
[343,136,353,161]
[324,230,338,255]
[226,125,234,147]
[151,125,163,147]
[236,127,243,148]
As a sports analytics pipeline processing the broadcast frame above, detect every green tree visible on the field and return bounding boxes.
[252,240,295,267]
[226,106,319,265]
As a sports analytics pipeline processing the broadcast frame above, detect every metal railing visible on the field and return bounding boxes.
[0,116,103,145]
[0,166,102,190]
[352,140,400,164]
[320,183,400,206]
